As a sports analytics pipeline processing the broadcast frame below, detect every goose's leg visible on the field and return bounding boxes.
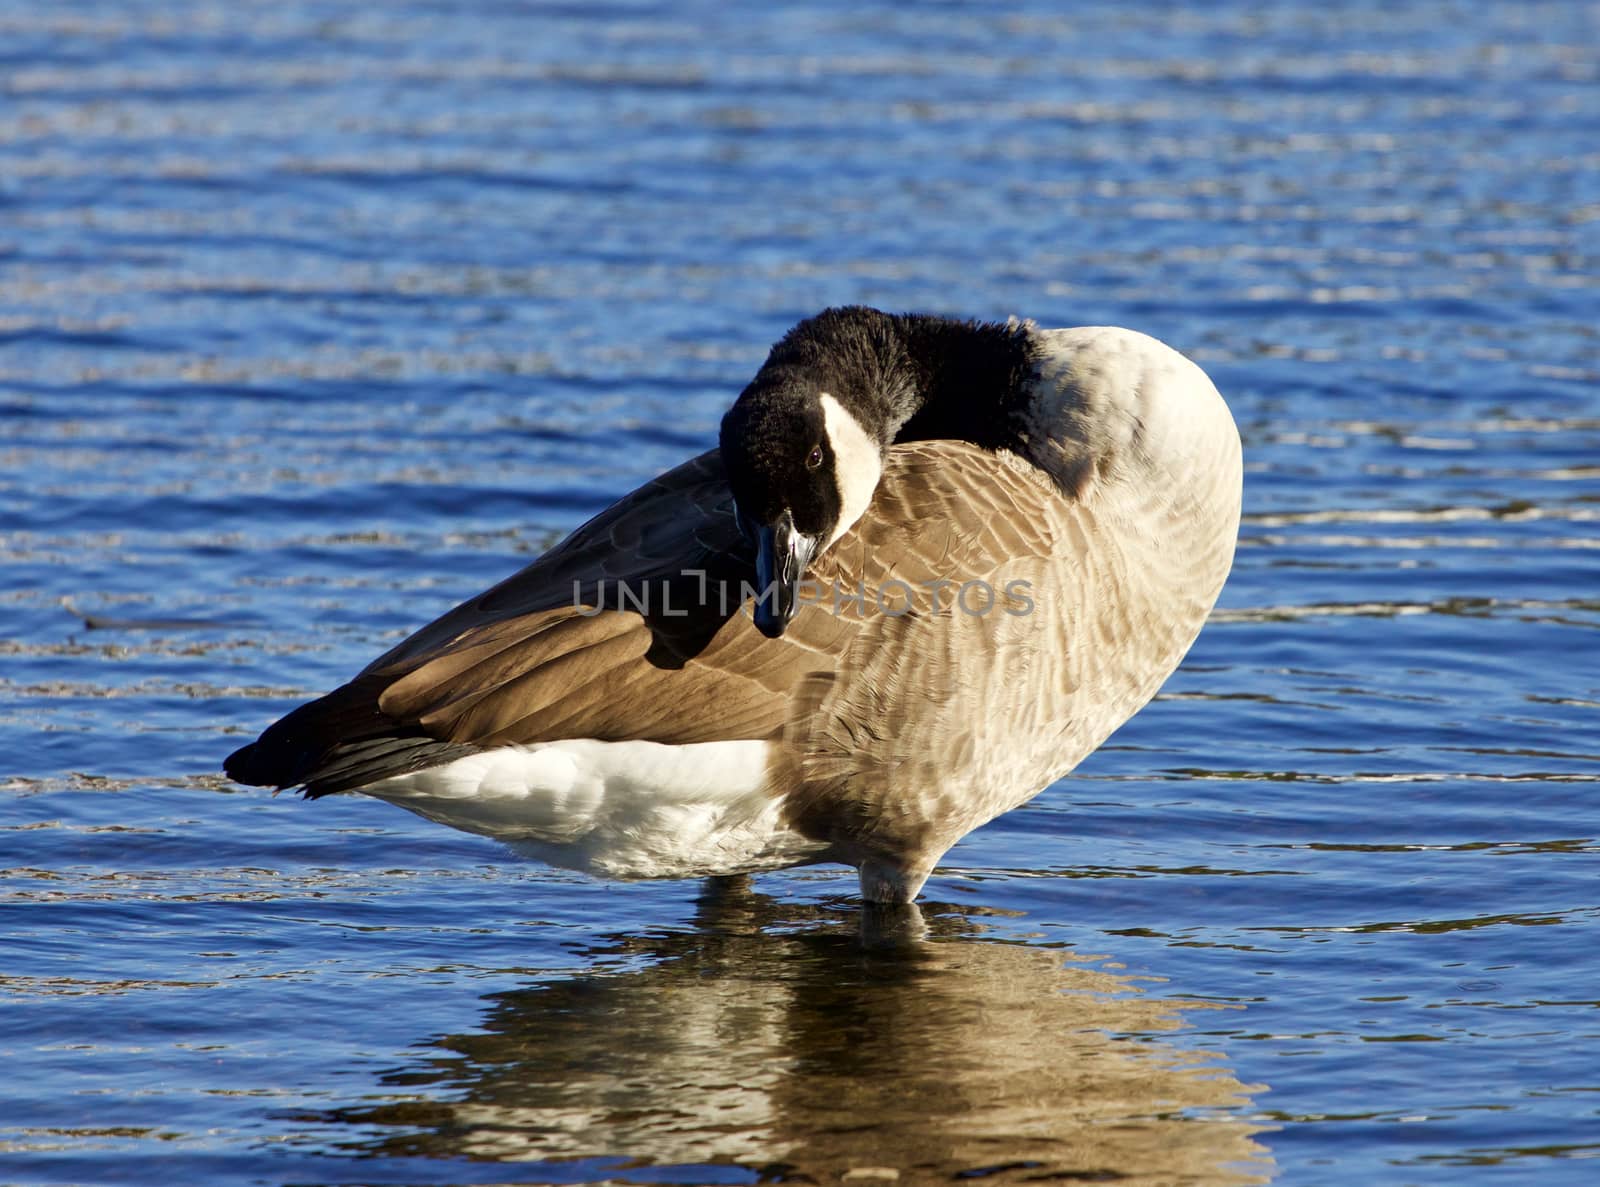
[689,872,764,932]
[857,856,933,904]
[697,872,753,902]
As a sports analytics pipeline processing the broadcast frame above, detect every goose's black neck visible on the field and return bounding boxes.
[755,306,1040,453]
[890,312,1040,451]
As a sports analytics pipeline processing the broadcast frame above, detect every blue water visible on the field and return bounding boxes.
[4,1,1598,1183]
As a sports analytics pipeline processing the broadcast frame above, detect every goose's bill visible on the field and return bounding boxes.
[753,512,819,639]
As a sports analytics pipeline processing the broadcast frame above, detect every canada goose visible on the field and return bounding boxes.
[225,307,1242,903]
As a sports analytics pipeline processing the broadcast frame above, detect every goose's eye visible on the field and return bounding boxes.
[805,445,824,470]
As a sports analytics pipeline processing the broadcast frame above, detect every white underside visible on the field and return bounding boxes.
[363,738,829,880]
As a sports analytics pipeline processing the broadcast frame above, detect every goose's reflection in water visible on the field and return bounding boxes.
[331,884,1272,1184]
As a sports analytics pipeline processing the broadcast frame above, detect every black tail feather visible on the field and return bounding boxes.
[224,676,476,796]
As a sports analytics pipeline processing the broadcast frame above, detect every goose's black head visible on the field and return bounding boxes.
[720,308,911,638]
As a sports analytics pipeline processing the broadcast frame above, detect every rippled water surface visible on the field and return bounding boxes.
[4,1,1599,1183]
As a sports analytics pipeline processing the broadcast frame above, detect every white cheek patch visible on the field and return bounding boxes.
[819,392,883,550]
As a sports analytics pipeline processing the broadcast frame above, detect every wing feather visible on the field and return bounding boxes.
[225,443,1079,799]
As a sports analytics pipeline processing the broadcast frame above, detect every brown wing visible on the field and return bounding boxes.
[224,443,1072,796]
